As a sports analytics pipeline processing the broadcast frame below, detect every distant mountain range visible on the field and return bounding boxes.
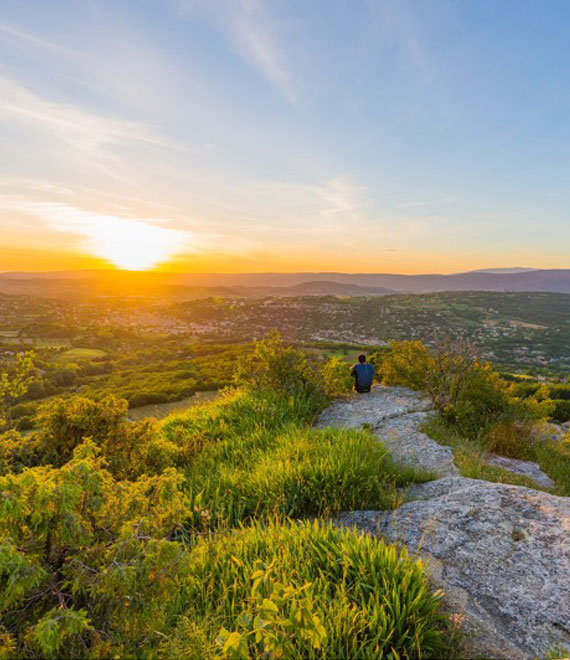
[0,268,569,299]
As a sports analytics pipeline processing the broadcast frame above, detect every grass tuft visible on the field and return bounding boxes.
[163,519,451,659]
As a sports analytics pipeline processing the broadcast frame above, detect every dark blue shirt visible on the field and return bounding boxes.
[351,363,375,389]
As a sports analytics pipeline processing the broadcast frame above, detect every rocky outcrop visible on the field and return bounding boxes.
[322,386,570,659]
[338,479,570,660]
[318,386,458,477]
[486,453,555,490]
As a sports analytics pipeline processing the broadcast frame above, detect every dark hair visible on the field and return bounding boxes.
[357,353,366,363]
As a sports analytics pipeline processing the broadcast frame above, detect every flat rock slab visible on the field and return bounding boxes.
[317,385,432,430]
[487,453,555,489]
[318,387,458,477]
[337,478,570,660]
[377,411,459,477]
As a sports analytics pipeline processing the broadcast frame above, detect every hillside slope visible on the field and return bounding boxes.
[322,386,570,660]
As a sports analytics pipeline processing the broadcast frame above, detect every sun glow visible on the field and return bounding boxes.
[16,202,189,271]
[80,216,187,270]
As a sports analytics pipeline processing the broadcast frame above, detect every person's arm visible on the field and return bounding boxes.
[350,365,356,378]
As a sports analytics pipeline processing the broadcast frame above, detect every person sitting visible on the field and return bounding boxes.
[350,353,375,393]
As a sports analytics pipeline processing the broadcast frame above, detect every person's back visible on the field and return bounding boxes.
[350,354,374,393]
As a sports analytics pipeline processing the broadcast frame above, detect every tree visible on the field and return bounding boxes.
[0,352,35,429]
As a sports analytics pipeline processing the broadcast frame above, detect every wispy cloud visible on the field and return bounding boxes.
[176,0,295,101]
[369,0,437,84]
[0,21,79,57]
[0,75,172,157]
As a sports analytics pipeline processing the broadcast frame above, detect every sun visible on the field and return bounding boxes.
[83,216,187,270]
[26,203,189,271]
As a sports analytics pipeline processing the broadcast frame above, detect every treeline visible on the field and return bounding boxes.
[511,381,570,422]
[4,342,251,430]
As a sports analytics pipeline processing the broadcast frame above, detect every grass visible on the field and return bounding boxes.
[55,347,107,362]
[162,520,451,659]
[159,388,432,532]
[422,416,570,495]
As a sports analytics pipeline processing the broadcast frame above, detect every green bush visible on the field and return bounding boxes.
[382,340,550,440]
[163,520,448,659]
[235,331,325,407]
[0,440,189,658]
[551,399,570,422]
[28,395,161,479]
[321,356,353,397]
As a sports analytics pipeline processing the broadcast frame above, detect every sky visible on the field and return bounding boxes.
[1,0,569,274]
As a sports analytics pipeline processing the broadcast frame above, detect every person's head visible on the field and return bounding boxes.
[357,353,366,364]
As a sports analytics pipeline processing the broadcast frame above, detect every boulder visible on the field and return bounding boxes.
[317,385,432,430]
[486,453,555,490]
[337,478,570,660]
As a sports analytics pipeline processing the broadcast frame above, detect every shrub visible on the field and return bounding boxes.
[29,395,165,478]
[236,332,325,407]
[382,340,550,440]
[321,356,353,397]
[0,430,37,474]
[551,399,570,422]
[163,520,448,659]
[0,352,35,429]
[0,440,189,657]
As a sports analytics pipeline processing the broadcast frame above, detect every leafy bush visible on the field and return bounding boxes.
[163,520,448,659]
[0,440,189,658]
[382,340,550,440]
[0,352,35,428]
[551,399,570,422]
[321,356,353,397]
[236,331,325,406]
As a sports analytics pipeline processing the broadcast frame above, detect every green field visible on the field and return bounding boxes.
[128,390,219,421]
[55,347,107,362]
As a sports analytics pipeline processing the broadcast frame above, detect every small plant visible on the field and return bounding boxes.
[321,356,353,397]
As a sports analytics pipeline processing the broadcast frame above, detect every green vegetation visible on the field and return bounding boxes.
[382,339,549,440]
[0,333,447,658]
[381,340,570,494]
[55,347,107,362]
[164,520,448,659]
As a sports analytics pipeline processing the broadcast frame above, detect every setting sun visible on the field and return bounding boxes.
[11,202,189,271]
[82,216,188,271]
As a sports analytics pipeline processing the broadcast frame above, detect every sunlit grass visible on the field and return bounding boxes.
[163,520,451,659]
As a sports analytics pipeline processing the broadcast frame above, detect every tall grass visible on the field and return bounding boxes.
[161,388,431,532]
[163,520,449,659]
[183,425,432,531]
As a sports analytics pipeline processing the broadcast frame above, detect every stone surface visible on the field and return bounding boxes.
[318,385,458,477]
[319,386,570,659]
[487,453,555,490]
[377,411,460,477]
[337,478,570,660]
[317,385,432,430]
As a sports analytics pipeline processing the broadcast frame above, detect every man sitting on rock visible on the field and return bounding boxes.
[350,353,375,393]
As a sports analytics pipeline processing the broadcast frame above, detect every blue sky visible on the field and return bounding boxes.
[1,0,569,272]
